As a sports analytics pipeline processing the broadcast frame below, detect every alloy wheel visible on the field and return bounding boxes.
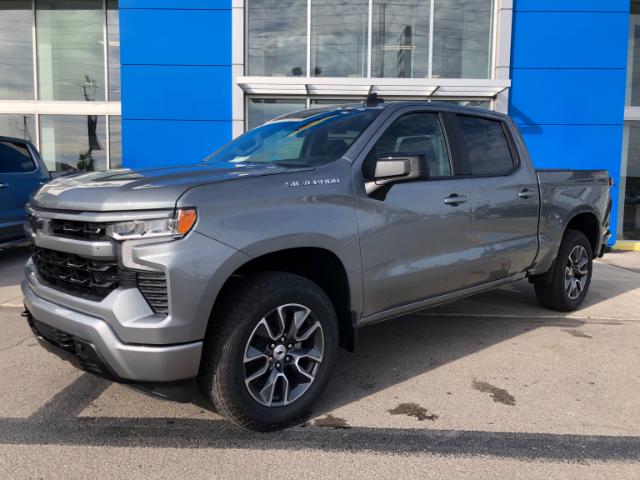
[243,303,324,407]
[564,245,589,300]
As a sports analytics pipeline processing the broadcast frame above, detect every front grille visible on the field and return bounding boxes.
[32,247,119,301]
[50,219,108,241]
[32,247,169,315]
[137,271,169,315]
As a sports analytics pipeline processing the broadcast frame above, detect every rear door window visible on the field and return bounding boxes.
[456,115,515,176]
[0,141,36,173]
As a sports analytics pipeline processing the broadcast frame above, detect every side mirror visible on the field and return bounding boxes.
[366,154,429,194]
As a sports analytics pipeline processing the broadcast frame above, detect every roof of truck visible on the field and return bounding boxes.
[273,99,510,125]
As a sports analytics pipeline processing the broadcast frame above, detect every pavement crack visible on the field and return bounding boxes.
[564,329,593,339]
[0,336,32,353]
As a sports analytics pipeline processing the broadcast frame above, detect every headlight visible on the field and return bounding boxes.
[106,208,197,241]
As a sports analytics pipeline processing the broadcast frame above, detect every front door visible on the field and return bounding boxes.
[356,110,472,316]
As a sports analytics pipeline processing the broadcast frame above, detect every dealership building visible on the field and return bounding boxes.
[0,0,639,246]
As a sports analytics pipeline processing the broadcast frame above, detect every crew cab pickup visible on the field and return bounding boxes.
[22,101,611,430]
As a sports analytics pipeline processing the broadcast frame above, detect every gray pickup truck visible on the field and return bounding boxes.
[22,100,611,430]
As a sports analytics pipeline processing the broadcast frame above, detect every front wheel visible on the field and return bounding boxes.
[534,229,593,311]
[199,272,338,431]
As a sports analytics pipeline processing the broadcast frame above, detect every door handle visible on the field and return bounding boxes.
[444,194,468,206]
[0,182,9,189]
[518,189,535,199]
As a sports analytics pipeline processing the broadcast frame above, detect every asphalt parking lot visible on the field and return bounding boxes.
[0,249,639,479]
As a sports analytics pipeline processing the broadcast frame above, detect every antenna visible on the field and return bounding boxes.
[365,92,384,107]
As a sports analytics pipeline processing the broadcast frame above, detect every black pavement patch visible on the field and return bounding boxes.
[472,379,516,406]
[388,403,438,421]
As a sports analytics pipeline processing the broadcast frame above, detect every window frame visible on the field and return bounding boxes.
[244,0,497,82]
[447,112,521,178]
[358,106,459,182]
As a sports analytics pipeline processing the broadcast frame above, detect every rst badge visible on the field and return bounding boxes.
[285,178,341,187]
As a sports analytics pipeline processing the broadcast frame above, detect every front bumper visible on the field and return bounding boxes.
[23,280,202,384]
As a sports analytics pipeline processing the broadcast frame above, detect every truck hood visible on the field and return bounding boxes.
[31,162,308,212]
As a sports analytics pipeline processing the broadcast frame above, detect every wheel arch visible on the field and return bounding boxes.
[209,246,359,351]
[564,210,601,255]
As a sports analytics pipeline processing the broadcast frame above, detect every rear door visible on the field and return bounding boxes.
[356,109,472,316]
[452,114,540,285]
[0,140,47,242]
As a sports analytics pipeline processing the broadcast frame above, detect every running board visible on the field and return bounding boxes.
[359,273,527,327]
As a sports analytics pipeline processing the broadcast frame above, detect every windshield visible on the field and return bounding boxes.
[202,107,381,167]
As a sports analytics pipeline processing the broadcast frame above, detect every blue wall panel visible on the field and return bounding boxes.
[509,69,626,125]
[518,125,623,179]
[510,1,630,243]
[120,9,231,66]
[122,65,231,120]
[119,2,232,169]
[511,12,628,69]
[122,120,231,169]
[120,0,231,9]
[515,0,628,12]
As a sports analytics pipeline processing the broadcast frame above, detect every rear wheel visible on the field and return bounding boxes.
[199,272,338,431]
[534,230,593,311]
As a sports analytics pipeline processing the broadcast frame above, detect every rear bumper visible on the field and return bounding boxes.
[22,280,202,385]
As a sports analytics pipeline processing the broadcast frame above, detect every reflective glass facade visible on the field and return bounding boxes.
[247,0,307,76]
[0,1,34,100]
[247,0,494,80]
[0,0,120,171]
[621,121,640,240]
[40,115,107,171]
[432,0,494,79]
[0,114,36,142]
[623,1,640,239]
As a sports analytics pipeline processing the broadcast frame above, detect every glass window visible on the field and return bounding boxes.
[36,0,105,101]
[0,114,36,142]
[0,140,36,173]
[620,121,640,240]
[457,115,514,176]
[109,115,122,169]
[207,108,380,167]
[247,98,307,130]
[311,0,368,77]
[310,98,363,107]
[432,0,493,79]
[627,1,640,106]
[364,112,451,178]
[248,0,307,77]
[0,1,34,100]
[107,0,120,101]
[371,0,430,79]
[40,115,106,171]
[436,99,491,109]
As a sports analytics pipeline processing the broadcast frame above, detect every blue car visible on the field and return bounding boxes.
[0,136,50,247]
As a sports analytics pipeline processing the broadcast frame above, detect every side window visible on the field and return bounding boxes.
[457,115,515,176]
[364,112,452,178]
[0,141,36,173]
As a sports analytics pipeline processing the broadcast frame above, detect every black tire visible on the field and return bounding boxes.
[198,271,338,431]
[534,230,593,312]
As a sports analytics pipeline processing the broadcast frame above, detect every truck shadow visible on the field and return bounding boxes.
[0,267,638,460]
